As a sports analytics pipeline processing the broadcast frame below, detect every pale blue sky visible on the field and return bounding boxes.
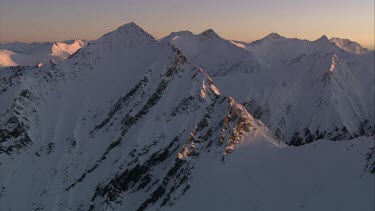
[0,0,373,48]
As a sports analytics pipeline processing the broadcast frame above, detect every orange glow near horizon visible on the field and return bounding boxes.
[0,0,373,49]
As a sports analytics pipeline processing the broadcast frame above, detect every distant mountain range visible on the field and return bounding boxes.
[0,40,87,67]
[164,29,374,146]
[0,23,373,211]
[0,31,370,67]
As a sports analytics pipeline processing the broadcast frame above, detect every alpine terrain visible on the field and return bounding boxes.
[0,23,374,211]
[165,31,374,146]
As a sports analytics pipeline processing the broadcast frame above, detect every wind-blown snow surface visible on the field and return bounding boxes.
[0,40,86,67]
[0,23,374,211]
[165,31,375,145]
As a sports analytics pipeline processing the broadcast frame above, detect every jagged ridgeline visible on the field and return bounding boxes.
[0,23,373,211]
[0,23,277,210]
[163,28,374,145]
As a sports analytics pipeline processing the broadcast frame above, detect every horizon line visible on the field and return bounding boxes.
[0,23,374,50]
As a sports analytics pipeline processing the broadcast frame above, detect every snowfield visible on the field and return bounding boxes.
[167,137,374,211]
[0,22,374,211]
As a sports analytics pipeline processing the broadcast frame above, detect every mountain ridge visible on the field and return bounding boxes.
[163,27,375,146]
[0,22,374,211]
[0,22,283,211]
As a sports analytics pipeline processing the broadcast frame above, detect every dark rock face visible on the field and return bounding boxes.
[364,145,375,174]
[287,121,374,146]
[0,116,32,155]
[242,98,374,146]
[0,69,36,156]
[84,94,260,210]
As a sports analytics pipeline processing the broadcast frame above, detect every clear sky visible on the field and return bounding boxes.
[0,0,374,48]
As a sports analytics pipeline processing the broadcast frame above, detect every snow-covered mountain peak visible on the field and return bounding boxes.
[264,32,283,40]
[95,22,156,49]
[248,33,286,46]
[0,22,283,210]
[199,29,221,40]
[162,29,262,76]
[160,31,195,43]
[170,31,194,38]
[314,35,330,44]
[51,39,85,59]
[116,22,146,33]
[330,37,369,55]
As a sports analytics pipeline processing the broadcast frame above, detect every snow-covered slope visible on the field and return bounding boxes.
[0,50,36,67]
[166,32,375,145]
[330,37,370,55]
[166,136,374,211]
[0,40,86,67]
[0,23,374,211]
